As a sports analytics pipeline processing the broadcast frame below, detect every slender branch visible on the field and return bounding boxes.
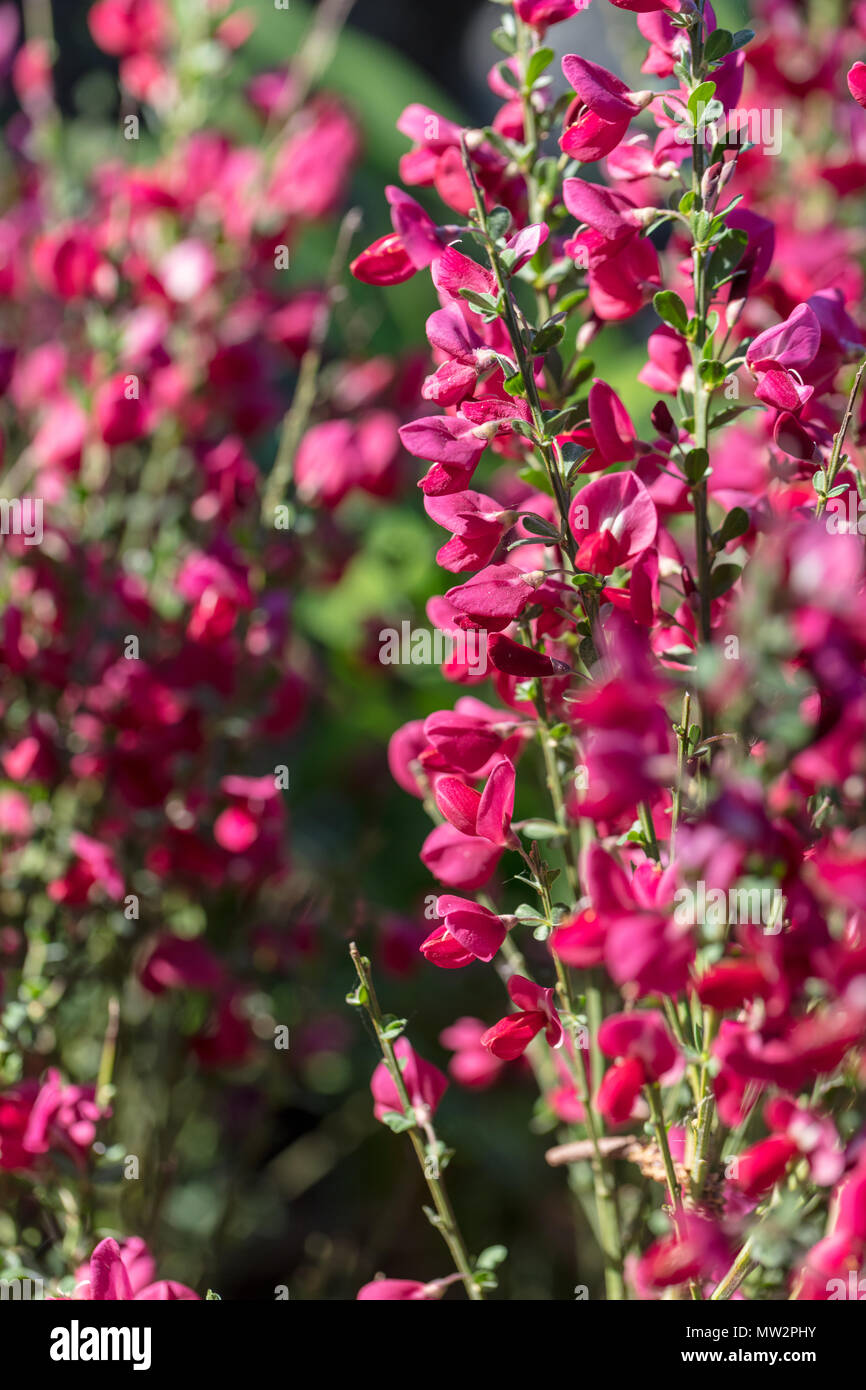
[261,207,362,523]
[349,943,484,1300]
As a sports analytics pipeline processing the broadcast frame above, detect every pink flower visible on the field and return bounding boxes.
[598,1010,679,1082]
[561,55,652,162]
[746,302,822,374]
[351,232,416,286]
[138,933,224,994]
[597,1056,646,1124]
[370,1038,448,1122]
[515,0,589,33]
[420,822,502,890]
[73,1237,199,1301]
[21,1069,109,1165]
[48,832,124,905]
[434,757,518,848]
[569,471,657,575]
[446,564,543,630]
[159,238,216,303]
[848,62,866,109]
[440,1018,505,1089]
[550,909,606,968]
[487,633,571,678]
[732,1134,800,1201]
[424,489,513,572]
[94,373,152,446]
[638,1212,729,1292]
[481,975,564,1060]
[434,895,507,962]
[88,0,170,57]
[357,1273,462,1300]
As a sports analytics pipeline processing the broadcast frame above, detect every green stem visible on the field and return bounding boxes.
[815,358,866,515]
[690,1008,719,1200]
[349,944,484,1300]
[645,1083,681,1213]
[710,1234,756,1301]
[261,207,361,523]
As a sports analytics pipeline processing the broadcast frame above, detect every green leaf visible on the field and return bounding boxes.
[560,441,590,466]
[709,563,742,598]
[684,447,710,483]
[698,359,729,389]
[487,205,512,241]
[716,506,750,546]
[697,98,724,129]
[380,1015,407,1042]
[709,403,752,430]
[544,403,589,434]
[653,290,689,334]
[495,61,521,91]
[688,80,716,121]
[459,288,501,316]
[381,1110,416,1133]
[514,903,545,924]
[521,513,560,538]
[492,26,517,54]
[707,228,748,288]
[704,28,733,63]
[564,356,594,391]
[525,47,554,89]
[731,28,755,51]
[476,1244,509,1271]
[553,288,588,314]
[512,419,537,444]
[530,320,566,354]
[503,370,527,397]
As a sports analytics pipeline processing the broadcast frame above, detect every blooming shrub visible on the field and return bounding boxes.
[3,0,866,1310]
[348,0,866,1302]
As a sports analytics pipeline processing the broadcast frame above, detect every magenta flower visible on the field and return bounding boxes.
[847,61,866,109]
[569,471,657,575]
[435,894,507,963]
[561,54,652,163]
[72,1237,199,1301]
[487,632,571,678]
[370,1038,448,1122]
[424,489,514,571]
[596,1010,679,1123]
[440,1018,505,1089]
[515,1,589,34]
[446,563,543,630]
[420,822,502,890]
[637,1212,729,1293]
[731,1134,800,1200]
[481,975,564,1060]
[138,933,224,995]
[357,1273,463,1300]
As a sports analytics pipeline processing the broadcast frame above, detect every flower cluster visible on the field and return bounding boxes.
[351,0,866,1301]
